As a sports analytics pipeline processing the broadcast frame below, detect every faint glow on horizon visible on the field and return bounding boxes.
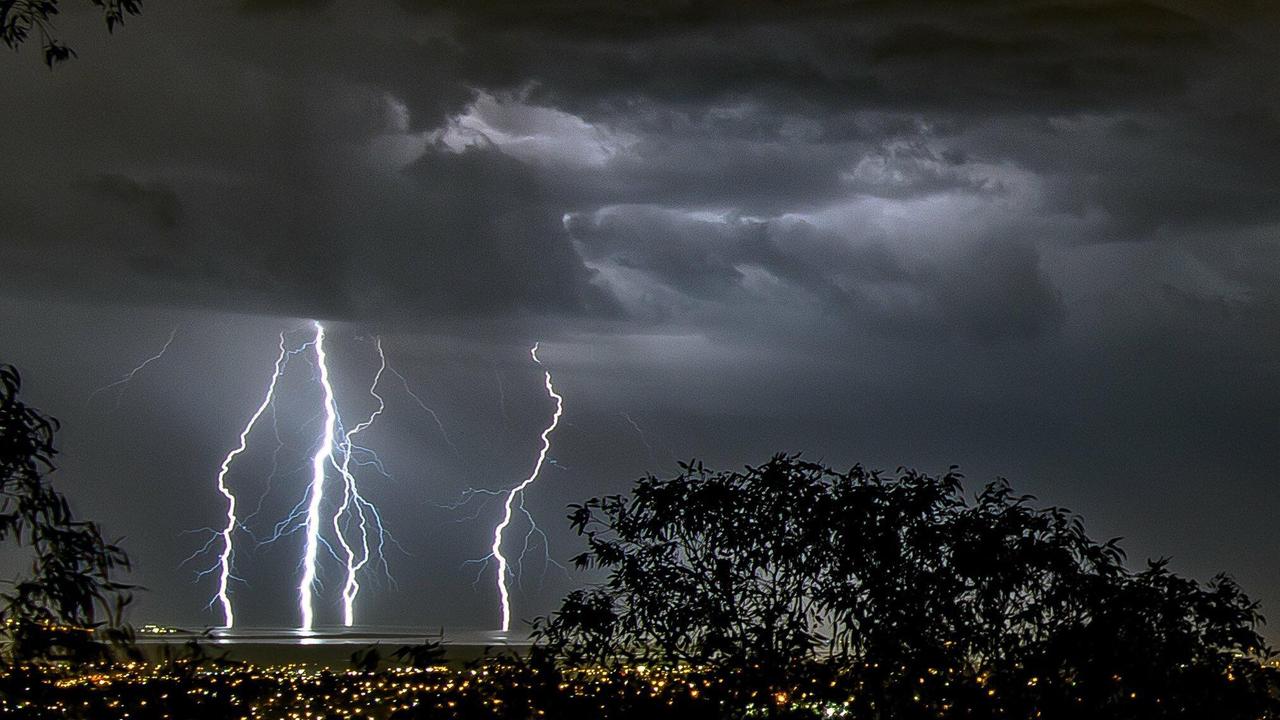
[491,342,564,632]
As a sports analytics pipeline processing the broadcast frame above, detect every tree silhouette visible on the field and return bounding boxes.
[536,454,1280,718]
[391,637,447,670]
[1,0,141,67]
[0,363,133,665]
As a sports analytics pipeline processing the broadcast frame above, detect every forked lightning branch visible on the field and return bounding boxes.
[192,321,395,631]
[188,322,562,632]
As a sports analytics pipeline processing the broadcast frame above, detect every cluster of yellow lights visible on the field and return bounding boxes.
[0,657,1250,719]
[2,618,94,633]
[137,624,181,635]
[2,661,787,718]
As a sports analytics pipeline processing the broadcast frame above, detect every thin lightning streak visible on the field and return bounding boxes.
[514,499,569,590]
[491,342,563,632]
[251,399,287,517]
[387,365,460,457]
[331,337,388,627]
[461,508,567,594]
[299,321,338,633]
[256,484,344,569]
[264,494,313,542]
[86,326,179,409]
[207,332,292,628]
[620,412,656,460]
[179,529,224,576]
[241,446,305,530]
[241,344,317,528]
[356,495,402,586]
[345,443,392,478]
[493,365,510,427]
[436,487,505,520]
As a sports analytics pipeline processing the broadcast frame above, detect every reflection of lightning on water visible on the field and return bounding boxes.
[86,326,178,409]
[490,342,564,632]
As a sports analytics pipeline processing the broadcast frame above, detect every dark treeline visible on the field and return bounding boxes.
[533,455,1280,718]
[1,363,1278,719]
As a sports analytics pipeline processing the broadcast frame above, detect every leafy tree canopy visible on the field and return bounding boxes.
[536,454,1278,719]
[1,0,141,67]
[0,364,133,665]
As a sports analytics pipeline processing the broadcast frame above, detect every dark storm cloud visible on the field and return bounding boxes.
[2,0,1276,340]
[567,206,1063,342]
[77,173,183,228]
[428,0,1227,118]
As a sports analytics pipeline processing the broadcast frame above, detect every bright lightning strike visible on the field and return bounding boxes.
[491,342,563,632]
[299,321,338,634]
[185,323,404,631]
[205,332,293,628]
[331,338,388,627]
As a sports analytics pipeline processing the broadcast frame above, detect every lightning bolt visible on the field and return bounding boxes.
[491,342,563,632]
[86,326,178,409]
[331,337,388,627]
[184,323,404,630]
[299,320,338,633]
[204,331,293,628]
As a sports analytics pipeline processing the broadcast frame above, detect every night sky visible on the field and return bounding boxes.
[0,1,1277,638]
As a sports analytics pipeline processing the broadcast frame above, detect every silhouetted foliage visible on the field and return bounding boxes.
[392,636,447,670]
[350,645,384,673]
[0,363,133,666]
[535,454,1280,718]
[1,0,141,66]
